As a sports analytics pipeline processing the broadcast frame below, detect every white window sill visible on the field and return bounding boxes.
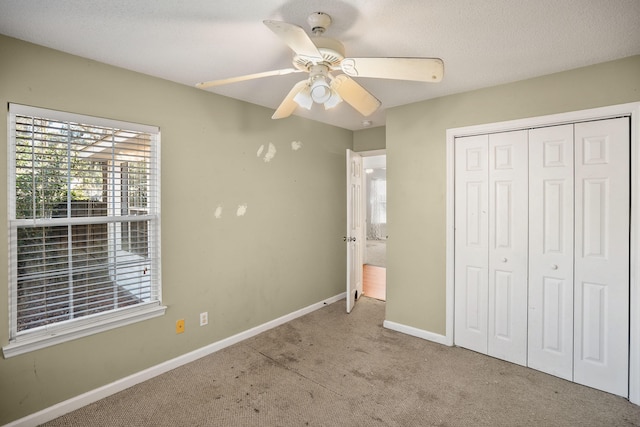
[2,303,166,358]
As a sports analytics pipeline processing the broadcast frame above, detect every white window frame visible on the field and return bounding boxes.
[3,104,165,358]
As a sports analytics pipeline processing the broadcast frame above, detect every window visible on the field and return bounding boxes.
[3,104,164,357]
[369,178,387,239]
[370,178,387,225]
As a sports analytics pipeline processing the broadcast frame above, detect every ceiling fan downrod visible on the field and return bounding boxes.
[308,12,331,36]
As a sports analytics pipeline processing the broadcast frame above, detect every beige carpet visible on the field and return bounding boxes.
[43,297,640,426]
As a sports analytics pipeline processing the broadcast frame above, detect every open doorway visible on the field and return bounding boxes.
[362,153,386,301]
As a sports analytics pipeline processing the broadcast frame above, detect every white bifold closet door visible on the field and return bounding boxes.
[528,124,575,381]
[454,130,528,366]
[454,134,489,355]
[572,119,629,396]
[528,118,629,396]
[455,117,630,397]
[488,131,528,365]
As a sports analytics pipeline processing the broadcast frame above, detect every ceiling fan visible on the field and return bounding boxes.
[196,12,444,120]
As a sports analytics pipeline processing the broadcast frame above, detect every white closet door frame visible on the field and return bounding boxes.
[445,102,640,405]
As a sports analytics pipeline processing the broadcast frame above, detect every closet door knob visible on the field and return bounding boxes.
[551,264,558,270]
[502,257,508,262]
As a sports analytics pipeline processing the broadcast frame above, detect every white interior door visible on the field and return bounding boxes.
[454,135,489,353]
[528,124,575,380]
[573,117,630,397]
[487,130,528,366]
[346,149,364,313]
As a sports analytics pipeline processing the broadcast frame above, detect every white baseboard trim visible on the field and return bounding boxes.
[6,292,346,427]
[383,320,452,346]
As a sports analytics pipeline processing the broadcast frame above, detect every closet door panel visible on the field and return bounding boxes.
[528,124,574,380]
[574,117,629,397]
[455,135,489,354]
[487,130,528,366]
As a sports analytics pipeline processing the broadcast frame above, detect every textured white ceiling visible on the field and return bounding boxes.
[1,0,639,130]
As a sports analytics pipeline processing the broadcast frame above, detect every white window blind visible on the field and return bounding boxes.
[371,178,387,224]
[4,104,164,357]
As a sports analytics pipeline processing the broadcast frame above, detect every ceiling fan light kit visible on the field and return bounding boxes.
[292,86,313,110]
[323,87,343,110]
[196,12,444,120]
[310,77,332,103]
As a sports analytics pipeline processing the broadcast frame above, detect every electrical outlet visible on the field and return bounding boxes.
[176,319,185,334]
[199,312,208,326]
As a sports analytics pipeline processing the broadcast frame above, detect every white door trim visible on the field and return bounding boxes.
[445,102,640,405]
[357,148,387,157]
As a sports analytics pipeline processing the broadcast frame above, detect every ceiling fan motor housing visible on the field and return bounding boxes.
[292,37,345,71]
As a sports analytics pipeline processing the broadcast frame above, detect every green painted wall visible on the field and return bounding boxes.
[353,126,385,152]
[385,55,640,335]
[0,35,352,424]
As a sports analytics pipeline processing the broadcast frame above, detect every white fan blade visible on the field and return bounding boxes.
[263,20,323,61]
[196,68,303,89]
[272,80,310,119]
[341,57,444,82]
[330,74,381,117]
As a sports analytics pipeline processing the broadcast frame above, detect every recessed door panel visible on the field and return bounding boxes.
[528,124,574,380]
[541,277,565,353]
[580,281,607,364]
[543,180,566,254]
[464,266,483,331]
[582,178,608,258]
[466,182,484,247]
[466,147,485,171]
[494,181,512,249]
[574,118,629,397]
[493,270,513,339]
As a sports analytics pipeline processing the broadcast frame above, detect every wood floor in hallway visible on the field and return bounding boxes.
[363,264,386,301]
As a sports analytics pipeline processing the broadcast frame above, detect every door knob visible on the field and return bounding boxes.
[502,257,507,262]
[551,264,558,270]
